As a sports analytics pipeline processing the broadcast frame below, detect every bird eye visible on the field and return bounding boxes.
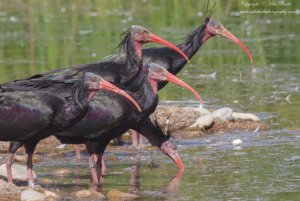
[142,30,149,34]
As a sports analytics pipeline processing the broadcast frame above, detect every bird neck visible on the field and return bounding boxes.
[135,117,170,147]
[135,73,158,113]
[122,38,143,85]
[172,25,207,74]
[70,81,90,111]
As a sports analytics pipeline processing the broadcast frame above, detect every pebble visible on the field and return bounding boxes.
[232,139,243,145]
[189,113,214,129]
[107,189,139,200]
[20,189,46,201]
[0,163,37,181]
[232,112,260,122]
[53,168,71,176]
[212,107,233,121]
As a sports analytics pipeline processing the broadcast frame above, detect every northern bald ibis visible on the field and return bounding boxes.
[0,73,139,187]
[54,63,203,184]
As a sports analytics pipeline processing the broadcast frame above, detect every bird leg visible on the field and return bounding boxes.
[129,163,140,192]
[160,141,184,171]
[6,142,22,184]
[96,154,104,184]
[24,143,38,188]
[6,152,14,183]
[89,154,99,184]
[27,153,35,188]
[131,130,144,149]
[75,145,81,161]
[101,158,107,175]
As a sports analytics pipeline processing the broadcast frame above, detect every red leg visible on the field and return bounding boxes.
[96,154,104,183]
[6,142,22,184]
[6,152,14,183]
[131,130,139,148]
[89,154,99,184]
[75,145,81,161]
[27,153,35,188]
[101,158,107,175]
[132,130,145,149]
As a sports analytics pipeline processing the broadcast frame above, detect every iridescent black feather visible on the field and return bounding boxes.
[117,31,139,68]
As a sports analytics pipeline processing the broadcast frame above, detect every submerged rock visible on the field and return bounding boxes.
[53,168,72,176]
[107,189,139,200]
[0,164,37,181]
[75,189,105,199]
[20,189,46,201]
[212,107,233,121]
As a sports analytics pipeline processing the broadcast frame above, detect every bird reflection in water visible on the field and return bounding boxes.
[129,161,183,200]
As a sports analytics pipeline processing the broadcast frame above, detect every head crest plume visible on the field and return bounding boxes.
[204,0,216,23]
[116,30,139,67]
[183,0,216,48]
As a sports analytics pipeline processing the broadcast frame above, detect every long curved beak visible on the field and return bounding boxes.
[165,72,204,104]
[99,80,141,112]
[219,28,253,64]
[150,34,190,63]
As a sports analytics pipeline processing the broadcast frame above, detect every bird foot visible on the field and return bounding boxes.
[28,180,35,189]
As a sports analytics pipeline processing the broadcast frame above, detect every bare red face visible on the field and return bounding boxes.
[203,19,254,64]
[131,25,190,62]
[148,63,204,104]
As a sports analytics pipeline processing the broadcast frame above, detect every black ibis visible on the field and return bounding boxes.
[2,25,189,158]
[12,25,189,86]
[0,73,139,187]
[54,63,203,184]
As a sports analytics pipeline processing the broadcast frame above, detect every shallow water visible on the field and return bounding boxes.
[0,0,299,200]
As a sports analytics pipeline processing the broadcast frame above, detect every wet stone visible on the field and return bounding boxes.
[0,164,37,181]
[43,190,59,200]
[53,168,72,176]
[233,112,260,122]
[0,179,20,200]
[20,189,46,201]
[189,113,214,129]
[107,189,140,200]
[212,107,233,121]
[75,189,105,199]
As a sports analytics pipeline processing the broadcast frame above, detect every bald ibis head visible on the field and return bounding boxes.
[148,63,204,104]
[202,18,253,63]
[130,25,189,62]
[84,73,141,111]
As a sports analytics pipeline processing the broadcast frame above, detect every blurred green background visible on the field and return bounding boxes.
[1,0,299,129]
